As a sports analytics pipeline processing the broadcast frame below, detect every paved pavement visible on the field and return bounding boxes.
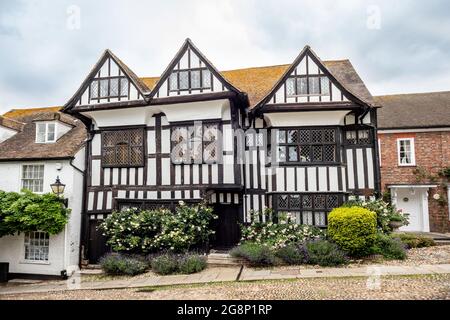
[1,264,450,296]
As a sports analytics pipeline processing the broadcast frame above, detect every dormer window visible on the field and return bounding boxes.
[169,69,212,92]
[286,76,330,97]
[90,77,129,100]
[36,122,56,143]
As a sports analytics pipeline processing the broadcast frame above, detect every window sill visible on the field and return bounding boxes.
[398,164,416,167]
[20,260,50,265]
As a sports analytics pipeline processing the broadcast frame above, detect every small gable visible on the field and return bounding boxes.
[267,49,349,105]
[64,50,149,111]
[77,56,144,106]
[152,39,239,99]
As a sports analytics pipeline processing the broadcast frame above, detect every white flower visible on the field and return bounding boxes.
[433,193,441,200]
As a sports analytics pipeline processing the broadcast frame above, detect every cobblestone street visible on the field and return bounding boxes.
[1,273,449,300]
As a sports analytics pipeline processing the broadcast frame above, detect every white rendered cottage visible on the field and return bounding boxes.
[0,109,86,277]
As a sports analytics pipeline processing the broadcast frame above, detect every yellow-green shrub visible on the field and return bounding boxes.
[328,206,377,257]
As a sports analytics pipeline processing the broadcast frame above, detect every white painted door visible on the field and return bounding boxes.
[395,189,423,231]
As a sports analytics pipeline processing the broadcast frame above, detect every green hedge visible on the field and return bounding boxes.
[328,206,377,257]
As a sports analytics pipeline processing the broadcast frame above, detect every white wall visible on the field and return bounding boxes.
[0,151,85,276]
[0,126,17,143]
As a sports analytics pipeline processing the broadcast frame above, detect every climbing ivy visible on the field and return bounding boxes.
[0,189,70,237]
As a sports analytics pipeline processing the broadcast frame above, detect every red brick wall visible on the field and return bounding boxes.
[379,130,450,232]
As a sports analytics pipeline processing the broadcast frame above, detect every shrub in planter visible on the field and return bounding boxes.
[275,245,309,265]
[178,254,207,274]
[392,233,436,249]
[150,254,179,275]
[100,254,148,276]
[304,240,348,267]
[328,206,377,257]
[371,233,407,260]
[230,242,276,266]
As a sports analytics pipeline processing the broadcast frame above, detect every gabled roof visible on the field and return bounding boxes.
[375,91,450,130]
[141,60,373,110]
[148,38,243,99]
[0,107,86,161]
[63,49,150,112]
[251,46,373,112]
[0,115,25,132]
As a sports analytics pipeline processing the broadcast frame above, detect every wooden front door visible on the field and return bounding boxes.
[211,204,242,249]
[88,220,109,263]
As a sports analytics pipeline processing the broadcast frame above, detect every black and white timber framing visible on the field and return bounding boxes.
[63,39,380,262]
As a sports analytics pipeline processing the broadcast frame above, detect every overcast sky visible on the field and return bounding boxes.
[1,0,449,114]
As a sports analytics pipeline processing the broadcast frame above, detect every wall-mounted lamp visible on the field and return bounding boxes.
[51,176,68,207]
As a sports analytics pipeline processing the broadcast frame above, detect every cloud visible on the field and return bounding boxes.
[0,0,449,114]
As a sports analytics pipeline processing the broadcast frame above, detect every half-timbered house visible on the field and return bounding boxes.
[63,39,379,262]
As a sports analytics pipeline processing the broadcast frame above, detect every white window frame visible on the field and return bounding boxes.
[23,231,50,263]
[397,138,416,166]
[378,138,381,167]
[35,122,57,143]
[21,164,45,193]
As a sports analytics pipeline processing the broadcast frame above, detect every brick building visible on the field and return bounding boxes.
[376,92,450,233]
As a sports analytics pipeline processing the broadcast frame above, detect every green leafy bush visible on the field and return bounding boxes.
[305,240,348,267]
[343,199,409,233]
[150,254,179,275]
[150,253,207,275]
[328,206,377,257]
[100,254,148,275]
[178,254,207,274]
[99,201,217,253]
[0,190,70,237]
[240,210,325,250]
[230,242,276,266]
[275,245,309,265]
[392,233,436,248]
[371,233,407,260]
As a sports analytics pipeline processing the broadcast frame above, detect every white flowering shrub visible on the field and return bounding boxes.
[343,199,409,233]
[240,210,325,250]
[99,201,217,253]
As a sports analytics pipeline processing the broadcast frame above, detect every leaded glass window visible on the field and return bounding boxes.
[286,75,330,96]
[276,128,338,164]
[90,77,129,100]
[274,193,344,227]
[171,123,220,164]
[169,68,212,91]
[345,129,372,146]
[101,128,145,167]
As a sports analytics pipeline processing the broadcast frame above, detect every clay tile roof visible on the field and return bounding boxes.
[139,60,372,109]
[324,60,374,106]
[0,107,86,161]
[375,91,450,129]
[4,106,61,120]
[0,115,25,132]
